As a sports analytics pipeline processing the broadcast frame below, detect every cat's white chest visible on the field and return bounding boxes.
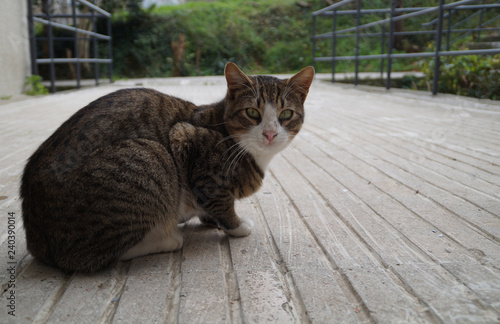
[252,151,275,172]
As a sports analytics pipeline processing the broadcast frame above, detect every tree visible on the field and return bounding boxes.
[394,0,404,51]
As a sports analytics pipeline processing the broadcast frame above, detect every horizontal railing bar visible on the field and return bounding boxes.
[422,2,500,26]
[77,0,111,17]
[317,7,428,15]
[33,17,110,40]
[34,13,107,18]
[313,26,500,39]
[315,3,500,16]
[313,48,500,62]
[35,36,104,41]
[450,15,500,44]
[314,30,436,39]
[312,0,355,16]
[37,58,112,64]
[318,0,477,36]
[314,53,435,61]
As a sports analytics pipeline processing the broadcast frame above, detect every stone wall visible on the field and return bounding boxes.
[0,0,31,97]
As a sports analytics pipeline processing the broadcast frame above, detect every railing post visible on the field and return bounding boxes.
[331,10,337,83]
[312,15,316,72]
[446,9,453,51]
[92,9,99,86]
[433,0,445,95]
[27,0,38,76]
[108,13,113,83]
[477,0,486,41]
[354,0,361,86]
[380,13,386,80]
[72,0,81,89]
[386,0,396,90]
[46,0,56,93]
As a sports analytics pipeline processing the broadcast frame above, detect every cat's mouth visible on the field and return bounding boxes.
[255,135,290,152]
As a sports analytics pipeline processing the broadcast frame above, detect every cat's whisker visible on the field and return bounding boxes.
[227,144,251,176]
[222,143,244,173]
[208,121,228,127]
[215,135,236,149]
[227,142,251,173]
[219,134,244,160]
[220,144,241,170]
[224,140,252,175]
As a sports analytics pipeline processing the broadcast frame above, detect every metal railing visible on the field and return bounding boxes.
[312,0,500,95]
[27,0,113,93]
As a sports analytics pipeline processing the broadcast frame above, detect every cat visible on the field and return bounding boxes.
[21,62,314,273]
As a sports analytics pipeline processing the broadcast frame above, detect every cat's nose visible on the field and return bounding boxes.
[263,131,278,143]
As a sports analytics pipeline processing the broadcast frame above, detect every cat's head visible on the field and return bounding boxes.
[224,62,314,170]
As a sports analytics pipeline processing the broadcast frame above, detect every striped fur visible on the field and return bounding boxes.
[21,63,314,273]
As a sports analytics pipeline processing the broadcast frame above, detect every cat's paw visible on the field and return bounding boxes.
[224,218,254,237]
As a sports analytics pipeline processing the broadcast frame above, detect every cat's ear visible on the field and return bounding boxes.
[225,62,253,91]
[286,66,315,103]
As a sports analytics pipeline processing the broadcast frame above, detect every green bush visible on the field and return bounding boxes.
[108,0,499,100]
[25,75,49,96]
[111,0,312,77]
[420,55,500,100]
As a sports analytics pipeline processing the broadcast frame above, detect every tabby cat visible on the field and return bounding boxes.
[21,63,314,273]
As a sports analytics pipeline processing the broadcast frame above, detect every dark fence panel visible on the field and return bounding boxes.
[27,0,113,93]
[312,0,500,95]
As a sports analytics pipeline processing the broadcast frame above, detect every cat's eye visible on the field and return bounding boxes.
[246,108,260,120]
[279,110,294,121]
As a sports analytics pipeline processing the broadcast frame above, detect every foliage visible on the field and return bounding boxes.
[100,0,144,16]
[419,55,500,100]
[111,0,311,77]
[1,95,12,100]
[35,0,499,99]
[25,75,49,96]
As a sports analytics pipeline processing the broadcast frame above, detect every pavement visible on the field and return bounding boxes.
[0,75,499,323]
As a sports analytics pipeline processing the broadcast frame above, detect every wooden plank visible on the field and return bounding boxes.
[0,162,26,220]
[255,177,366,323]
[1,257,72,324]
[314,105,500,195]
[310,82,500,170]
[298,129,500,265]
[396,263,499,322]
[268,154,433,322]
[45,263,129,323]
[111,253,177,323]
[177,220,229,323]
[284,133,500,321]
[0,216,27,290]
[230,201,302,323]
[300,122,500,241]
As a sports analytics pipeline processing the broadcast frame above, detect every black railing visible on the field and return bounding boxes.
[27,0,113,93]
[312,0,500,95]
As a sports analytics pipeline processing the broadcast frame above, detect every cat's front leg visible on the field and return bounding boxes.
[170,122,253,236]
[197,214,252,236]
[197,197,253,237]
[223,216,254,237]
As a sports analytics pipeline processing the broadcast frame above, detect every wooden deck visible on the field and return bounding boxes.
[1,76,500,323]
